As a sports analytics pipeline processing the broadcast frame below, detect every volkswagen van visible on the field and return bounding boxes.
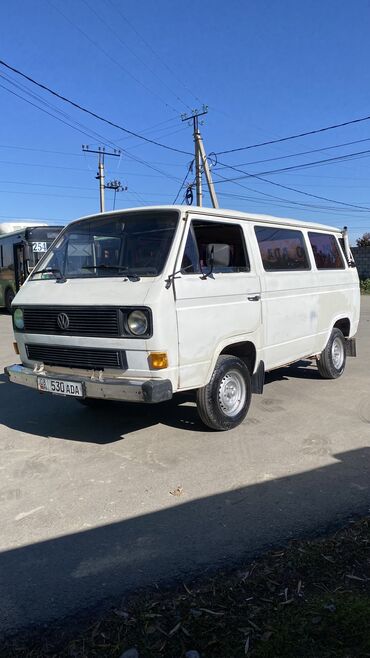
[5,206,360,430]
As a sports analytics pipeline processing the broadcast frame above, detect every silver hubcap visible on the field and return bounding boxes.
[332,337,344,369]
[218,369,246,417]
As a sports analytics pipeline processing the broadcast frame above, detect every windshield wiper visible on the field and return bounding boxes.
[82,264,125,270]
[82,265,141,281]
[31,267,66,282]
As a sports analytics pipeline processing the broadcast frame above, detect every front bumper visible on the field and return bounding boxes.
[4,364,173,404]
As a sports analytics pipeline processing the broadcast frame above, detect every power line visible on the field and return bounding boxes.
[216,114,370,155]
[211,167,325,209]
[110,116,179,145]
[0,214,65,222]
[216,136,370,170]
[0,71,141,156]
[50,0,179,115]
[0,58,193,155]
[0,70,126,149]
[0,142,189,167]
[205,189,369,215]
[0,144,85,157]
[0,79,110,147]
[117,125,189,154]
[81,0,192,113]
[214,159,370,211]
[0,72,187,186]
[106,0,202,108]
[0,179,96,190]
[215,147,370,182]
[0,188,96,200]
[173,160,194,203]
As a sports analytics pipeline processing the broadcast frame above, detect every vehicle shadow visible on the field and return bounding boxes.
[1,446,370,638]
[0,373,204,442]
[266,359,322,382]
[0,359,323,443]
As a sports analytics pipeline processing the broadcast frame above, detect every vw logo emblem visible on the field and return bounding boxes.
[57,312,70,330]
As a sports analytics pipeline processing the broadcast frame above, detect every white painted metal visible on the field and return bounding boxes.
[174,213,261,389]
[9,206,360,402]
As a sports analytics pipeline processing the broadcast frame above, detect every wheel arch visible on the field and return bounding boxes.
[333,317,351,337]
[205,338,258,386]
[220,340,257,374]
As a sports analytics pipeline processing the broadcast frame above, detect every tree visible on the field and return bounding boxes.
[356,232,370,247]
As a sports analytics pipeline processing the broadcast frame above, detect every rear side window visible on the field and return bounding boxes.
[308,232,345,270]
[181,220,250,274]
[255,226,310,271]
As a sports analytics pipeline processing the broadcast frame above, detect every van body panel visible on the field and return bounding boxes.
[6,206,360,416]
[13,276,181,391]
[258,273,318,369]
[174,273,262,388]
[173,214,262,389]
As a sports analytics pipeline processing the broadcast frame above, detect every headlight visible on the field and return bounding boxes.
[13,308,24,330]
[127,310,148,336]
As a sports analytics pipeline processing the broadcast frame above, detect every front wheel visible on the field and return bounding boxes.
[316,328,346,379]
[196,355,252,431]
[5,288,15,313]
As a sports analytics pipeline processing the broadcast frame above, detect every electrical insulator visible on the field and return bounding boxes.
[185,186,193,205]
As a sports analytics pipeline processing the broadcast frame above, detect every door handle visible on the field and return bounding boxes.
[247,295,260,301]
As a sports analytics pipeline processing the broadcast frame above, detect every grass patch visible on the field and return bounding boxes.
[3,518,370,657]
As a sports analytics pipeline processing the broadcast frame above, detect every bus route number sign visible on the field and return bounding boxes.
[32,242,48,253]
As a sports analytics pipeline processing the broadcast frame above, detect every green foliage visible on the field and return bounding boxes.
[360,278,370,294]
[356,233,370,247]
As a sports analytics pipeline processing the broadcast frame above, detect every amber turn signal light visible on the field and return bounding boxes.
[148,352,168,369]
[13,342,19,355]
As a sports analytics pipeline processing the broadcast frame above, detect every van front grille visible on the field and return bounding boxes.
[23,307,120,337]
[26,344,126,370]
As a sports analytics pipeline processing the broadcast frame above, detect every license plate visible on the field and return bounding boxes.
[37,377,83,397]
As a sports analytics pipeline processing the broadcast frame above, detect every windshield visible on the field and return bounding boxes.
[30,211,179,280]
[25,226,64,268]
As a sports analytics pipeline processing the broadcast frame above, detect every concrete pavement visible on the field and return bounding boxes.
[0,300,369,635]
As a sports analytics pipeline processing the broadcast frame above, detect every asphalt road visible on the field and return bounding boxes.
[1,300,370,636]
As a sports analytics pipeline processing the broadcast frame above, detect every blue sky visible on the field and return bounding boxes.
[1,0,370,243]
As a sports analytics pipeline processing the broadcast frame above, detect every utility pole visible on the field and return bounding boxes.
[82,145,121,212]
[105,179,128,210]
[181,106,219,209]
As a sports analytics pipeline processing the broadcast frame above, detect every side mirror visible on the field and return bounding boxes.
[201,245,214,279]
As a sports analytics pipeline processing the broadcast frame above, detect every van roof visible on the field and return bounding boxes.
[68,205,343,233]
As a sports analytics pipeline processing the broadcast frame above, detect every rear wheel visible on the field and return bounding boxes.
[317,328,346,379]
[5,288,15,313]
[196,355,252,431]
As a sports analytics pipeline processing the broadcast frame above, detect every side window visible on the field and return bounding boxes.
[308,232,345,270]
[255,226,310,271]
[181,220,250,274]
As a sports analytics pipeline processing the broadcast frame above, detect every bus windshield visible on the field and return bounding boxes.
[30,211,179,280]
[25,226,64,268]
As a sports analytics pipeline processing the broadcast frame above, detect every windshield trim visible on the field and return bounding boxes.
[30,209,181,282]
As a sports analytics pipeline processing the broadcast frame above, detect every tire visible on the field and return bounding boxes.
[5,288,15,313]
[196,355,252,431]
[316,328,346,379]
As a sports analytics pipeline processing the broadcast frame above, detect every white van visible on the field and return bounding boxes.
[5,206,360,430]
